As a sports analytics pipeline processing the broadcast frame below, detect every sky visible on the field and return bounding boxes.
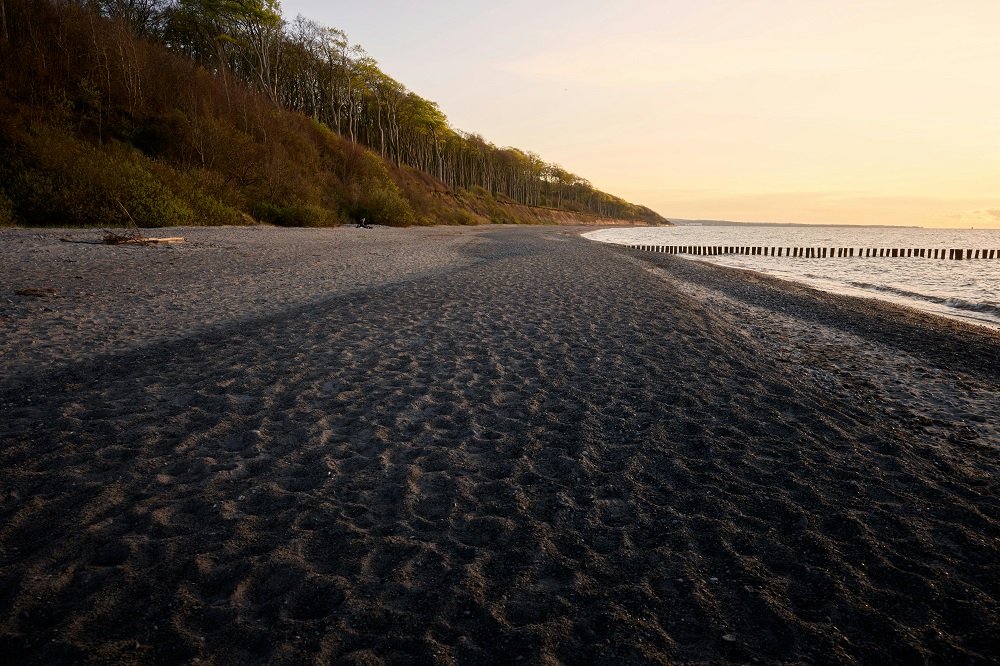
[279,0,1000,228]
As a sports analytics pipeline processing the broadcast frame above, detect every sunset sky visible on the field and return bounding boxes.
[281,0,1000,228]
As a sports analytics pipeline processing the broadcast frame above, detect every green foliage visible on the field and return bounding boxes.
[326,148,418,226]
[0,190,15,226]
[251,201,338,227]
[442,208,486,226]
[5,128,193,227]
[1,124,246,227]
[0,0,664,229]
[349,185,416,227]
[169,171,245,225]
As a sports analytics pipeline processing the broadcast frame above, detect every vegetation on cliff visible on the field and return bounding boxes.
[0,0,666,227]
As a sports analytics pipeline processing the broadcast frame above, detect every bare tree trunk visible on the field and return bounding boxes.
[213,39,232,112]
[1,0,9,42]
[116,21,142,115]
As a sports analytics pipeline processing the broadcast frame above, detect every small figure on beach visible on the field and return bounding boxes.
[357,217,372,229]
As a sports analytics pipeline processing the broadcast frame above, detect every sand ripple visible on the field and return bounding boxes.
[1,226,997,663]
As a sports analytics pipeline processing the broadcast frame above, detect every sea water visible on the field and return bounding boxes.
[584,225,1000,330]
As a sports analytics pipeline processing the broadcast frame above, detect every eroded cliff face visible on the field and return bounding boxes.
[494,203,664,226]
[420,189,669,227]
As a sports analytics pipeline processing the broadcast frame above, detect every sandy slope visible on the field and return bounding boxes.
[1,226,997,664]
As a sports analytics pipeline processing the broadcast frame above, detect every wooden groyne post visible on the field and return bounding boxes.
[625,245,999,260]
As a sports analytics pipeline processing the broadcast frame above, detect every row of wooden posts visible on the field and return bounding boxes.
[627,245,999,260]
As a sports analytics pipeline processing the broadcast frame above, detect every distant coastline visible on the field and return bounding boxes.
[668,218,922,229]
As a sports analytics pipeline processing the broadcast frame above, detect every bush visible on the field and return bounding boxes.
[187,191,244,226]
[251,201,338,227]
[0,190,14,226]
[5,167,55,224]
[166,170,243,226]
[109,157,194,227]
[6,128,193,227]
[443,208,485,226]
[350,185,416,226]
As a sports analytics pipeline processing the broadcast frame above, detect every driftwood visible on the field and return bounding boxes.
[59,235,185,245]
[59,238,104,245]
[109,236,185,244]
[81,200,186,245]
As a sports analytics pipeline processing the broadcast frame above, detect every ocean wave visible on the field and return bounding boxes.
[847,281,1000,317]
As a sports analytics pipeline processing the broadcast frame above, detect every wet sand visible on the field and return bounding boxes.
[1,225,997,664]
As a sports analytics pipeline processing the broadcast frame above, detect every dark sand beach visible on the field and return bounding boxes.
[1,225,997,664]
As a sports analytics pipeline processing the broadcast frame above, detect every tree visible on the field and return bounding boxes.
[95,0,171,37]
[1,0,10,42]
[20,0,664,223]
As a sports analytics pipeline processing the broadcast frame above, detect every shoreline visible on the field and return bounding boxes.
[583,228,1000,331]
[657,251,1000,332]
[1,225,997,663]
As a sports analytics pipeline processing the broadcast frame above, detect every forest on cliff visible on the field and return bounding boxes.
[0,0,666,227]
